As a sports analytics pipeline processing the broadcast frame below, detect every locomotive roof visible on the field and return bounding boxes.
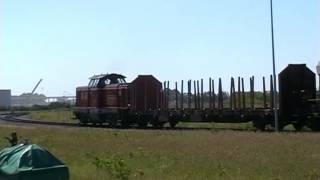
[89,73,126,80]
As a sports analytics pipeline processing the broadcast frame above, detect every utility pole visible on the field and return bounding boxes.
[316,62,320,94]
[270,0,279,132]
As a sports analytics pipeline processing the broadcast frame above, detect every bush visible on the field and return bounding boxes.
[11,103,73,111]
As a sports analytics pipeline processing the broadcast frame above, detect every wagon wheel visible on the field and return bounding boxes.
[257,124,266,131]
[151,122,164,128]
[253,122,266,131]
[169,119,178,128]
[293,123,304,131]
[150,115,163,128]
[308,118,320,132]
[137,116,148,128]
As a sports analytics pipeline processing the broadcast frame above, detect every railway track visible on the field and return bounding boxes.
[0,113,78,128]
[0,112,260,132]
[3,112,309,132]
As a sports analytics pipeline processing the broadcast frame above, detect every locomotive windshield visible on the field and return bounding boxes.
[88,73,126,87]
[88,79,99,87]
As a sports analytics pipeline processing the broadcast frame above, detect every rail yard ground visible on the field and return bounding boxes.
[29,109,302,131]
[0,110,319,180]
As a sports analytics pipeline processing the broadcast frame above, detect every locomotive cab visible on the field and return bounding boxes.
[88,73,126,88]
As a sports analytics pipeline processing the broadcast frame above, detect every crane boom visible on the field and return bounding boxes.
[31,79,43,94]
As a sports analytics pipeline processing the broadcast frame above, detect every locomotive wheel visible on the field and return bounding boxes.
[109,115,118,128]
[109,119,117,128]
[119,111,130,128]
[79,122,88,126]
[138,123,148,128]
[120,121,130,128]
[137,115,148,128]
[79,117,88,124]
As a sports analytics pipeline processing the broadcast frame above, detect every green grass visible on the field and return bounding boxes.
[0,125,320,180]
[30,110,76,123]
[177,122,254,130]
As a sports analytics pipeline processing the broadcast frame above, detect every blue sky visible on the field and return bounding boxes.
[1,0,319,96]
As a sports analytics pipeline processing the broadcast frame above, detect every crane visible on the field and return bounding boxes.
[31,79,43,94]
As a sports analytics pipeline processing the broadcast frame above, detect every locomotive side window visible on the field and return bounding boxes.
[88,79,99,87]
[94,79,99,86]
[119,78,126,84]
[103,77,126,85]
[104,79,110,85]
[88,74,127,88]
[88,79,94,87]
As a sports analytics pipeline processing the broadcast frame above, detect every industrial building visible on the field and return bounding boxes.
[11,93,47,107]
[0,90,11,109]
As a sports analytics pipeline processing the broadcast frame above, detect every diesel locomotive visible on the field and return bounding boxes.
[73,64,320,131]
[73,73,166,127]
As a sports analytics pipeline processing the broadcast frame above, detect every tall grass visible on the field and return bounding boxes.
[30,110,76,123]
[0,125,319,180]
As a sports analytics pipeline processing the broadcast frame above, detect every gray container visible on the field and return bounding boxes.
[0,90,11,109]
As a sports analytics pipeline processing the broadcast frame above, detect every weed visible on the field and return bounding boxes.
[217,163,227,177]
[305,168,320,180]
[92,155,131,180]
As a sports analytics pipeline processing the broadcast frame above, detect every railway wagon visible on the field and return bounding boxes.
[73,73,163,127]
[198,64,320,131]
[279,64,320,131]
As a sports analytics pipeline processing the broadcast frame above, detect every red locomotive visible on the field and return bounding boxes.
[73,73,167,127]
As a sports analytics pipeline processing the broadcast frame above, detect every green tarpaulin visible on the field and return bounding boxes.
[0,144,69,180]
